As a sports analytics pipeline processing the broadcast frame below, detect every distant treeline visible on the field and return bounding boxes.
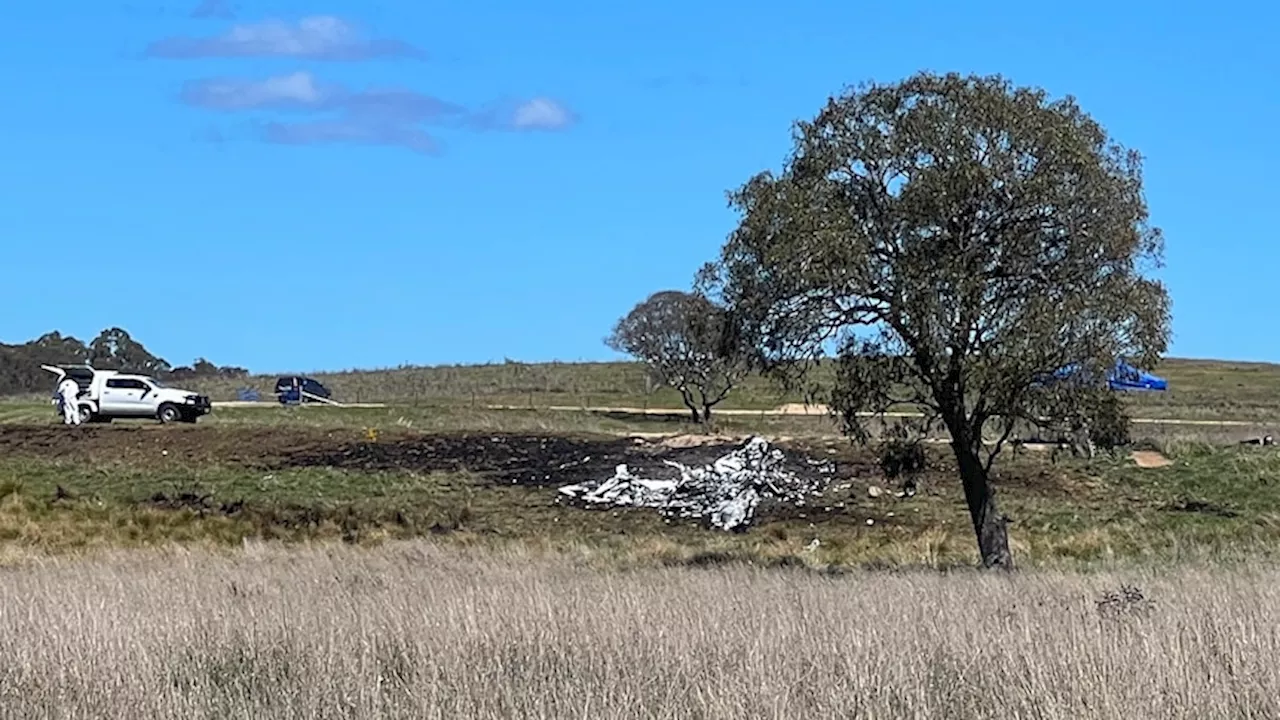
[0,328,247,396]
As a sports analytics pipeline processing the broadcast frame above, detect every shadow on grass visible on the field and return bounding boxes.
[589,409,700,426]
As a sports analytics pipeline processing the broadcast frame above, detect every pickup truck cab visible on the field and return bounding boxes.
[42,364,213,424]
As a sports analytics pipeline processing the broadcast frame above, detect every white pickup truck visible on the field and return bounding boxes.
[42,364,213,424]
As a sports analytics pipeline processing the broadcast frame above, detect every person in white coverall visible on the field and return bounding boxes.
[57,378,81,425]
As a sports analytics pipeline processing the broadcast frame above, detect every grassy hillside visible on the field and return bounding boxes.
[164,357,1280,421]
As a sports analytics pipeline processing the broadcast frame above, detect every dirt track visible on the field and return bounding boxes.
[485,403,1264,427]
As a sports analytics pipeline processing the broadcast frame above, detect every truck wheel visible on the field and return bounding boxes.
[78,406,96,424]
[157,404,182,424]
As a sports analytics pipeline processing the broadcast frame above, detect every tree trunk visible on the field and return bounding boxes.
[679,389,702,424]
[951,440,1014,570]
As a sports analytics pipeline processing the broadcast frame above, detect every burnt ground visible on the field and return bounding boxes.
[0,424,877,489]
[4,423,1206,565]
[3,422,1271,566]
[0,424,925,546]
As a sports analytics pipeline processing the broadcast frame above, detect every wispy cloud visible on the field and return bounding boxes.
[180,72,576,154]
[190,0,234,19]
[181,73,466,120]
[147,16,422,60]
[261,119,439,154]
[467,98,580,132]
[180,72,334,110]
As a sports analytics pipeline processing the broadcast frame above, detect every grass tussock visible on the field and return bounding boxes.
[0,541,1277,718]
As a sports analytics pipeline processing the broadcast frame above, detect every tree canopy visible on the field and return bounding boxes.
[0,328,247,395]
[700,72,1171,568]
[606,290,747,423]
[88,328,172,375]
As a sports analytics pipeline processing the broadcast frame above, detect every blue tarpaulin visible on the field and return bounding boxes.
[1106,361,1168,392]
[1037,361,1168,392]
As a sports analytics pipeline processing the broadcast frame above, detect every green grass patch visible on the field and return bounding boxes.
[2,440,1280,569]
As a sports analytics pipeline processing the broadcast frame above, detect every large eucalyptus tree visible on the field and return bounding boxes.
[700,72,1171,568]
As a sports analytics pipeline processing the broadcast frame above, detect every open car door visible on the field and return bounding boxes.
[40,365,95,395]
[40,364,67,382]
[41,365,66,406]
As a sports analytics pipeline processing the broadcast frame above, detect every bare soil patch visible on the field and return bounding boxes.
[656,433,741,449]
[1131,450,1174,468]
[775,402,830,415]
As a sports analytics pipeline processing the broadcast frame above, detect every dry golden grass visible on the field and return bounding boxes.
[1,542,1278,718]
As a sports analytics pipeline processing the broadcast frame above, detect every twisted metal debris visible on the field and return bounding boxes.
[556,436,829,531]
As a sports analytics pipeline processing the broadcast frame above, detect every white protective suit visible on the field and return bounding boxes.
[57,378,82,425]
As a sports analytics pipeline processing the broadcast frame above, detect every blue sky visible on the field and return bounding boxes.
[1,0,1275,372]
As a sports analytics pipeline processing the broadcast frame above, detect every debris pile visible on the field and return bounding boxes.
[557,436,829,531]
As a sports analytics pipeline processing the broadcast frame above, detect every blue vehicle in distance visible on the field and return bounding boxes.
[274,376,334,405]
[1035,360,1168,392]
[1106,361,1168,392]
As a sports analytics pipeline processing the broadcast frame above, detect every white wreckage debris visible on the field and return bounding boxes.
[556,436,829,531]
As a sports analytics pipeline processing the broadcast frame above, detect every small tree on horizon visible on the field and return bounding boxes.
[699,71,1171,569]
[606,290,748,424]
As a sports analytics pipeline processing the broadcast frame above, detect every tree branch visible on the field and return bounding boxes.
[983,414,1018,474]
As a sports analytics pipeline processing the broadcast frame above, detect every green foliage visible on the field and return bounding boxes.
[702,70,1173,566]
[705,70,1170,446]
[877,424,928,480]
[0,328,246,395]
[606,290,749,422]
[0,332,91,396]
[87,327,170,374]
[1086,393,1132,452]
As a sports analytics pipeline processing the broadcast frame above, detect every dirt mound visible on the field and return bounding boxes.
[1131,450,1173,468]
[655,434,739,449]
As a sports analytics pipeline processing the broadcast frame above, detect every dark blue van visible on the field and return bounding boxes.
[274,376,333,404]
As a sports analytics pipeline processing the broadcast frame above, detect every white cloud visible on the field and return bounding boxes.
[511,98,575,130]
[147,16,423,60]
